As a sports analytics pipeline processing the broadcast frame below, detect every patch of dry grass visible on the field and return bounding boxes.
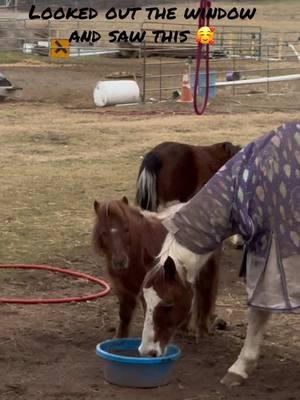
[0,102,299,265]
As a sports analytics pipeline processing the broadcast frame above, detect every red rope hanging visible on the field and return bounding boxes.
[193,0,212,115]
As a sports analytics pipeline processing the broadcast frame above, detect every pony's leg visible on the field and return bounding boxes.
[186,292,200,341]
[116,293,137,338]
[230,234,244,249]
[194,252,220,339]
[221,308,271,387]
[140,295,147,317]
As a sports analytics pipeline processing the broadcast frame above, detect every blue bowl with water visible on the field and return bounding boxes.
[96,338,181,388]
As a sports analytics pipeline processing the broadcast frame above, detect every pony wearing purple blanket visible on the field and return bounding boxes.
[139,121,300,386]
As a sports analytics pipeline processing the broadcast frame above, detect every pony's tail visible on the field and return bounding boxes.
[135,151,162,211]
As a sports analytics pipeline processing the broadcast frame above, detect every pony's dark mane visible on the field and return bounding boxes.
[92,216,103,254]
[141,253,190,291]
[95,199,144,223]
[107,200,144,221]
[142,262,163,289]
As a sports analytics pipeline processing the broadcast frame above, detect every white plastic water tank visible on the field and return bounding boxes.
[93,80,140,107]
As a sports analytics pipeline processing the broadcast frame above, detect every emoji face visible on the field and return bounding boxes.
[196,26,215,45]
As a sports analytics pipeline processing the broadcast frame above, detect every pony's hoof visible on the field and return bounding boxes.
[213,317,228,331]
[221,372,246,387]
[229,234,244,249]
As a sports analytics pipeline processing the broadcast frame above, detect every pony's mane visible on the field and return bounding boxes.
[102,199,143,221]
[140,202,186,220]
[94,198,175,233]
[141,203,190,288]
[92,199,144,255]
[142,232,190,289]
[156,230,211,285]
[142,261,164,289]
[157,233,189,283]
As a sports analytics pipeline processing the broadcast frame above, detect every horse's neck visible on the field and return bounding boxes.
[167,236,214,285]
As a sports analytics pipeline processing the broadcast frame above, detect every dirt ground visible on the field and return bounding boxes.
[0,1,300,398]
[0,62,299,400]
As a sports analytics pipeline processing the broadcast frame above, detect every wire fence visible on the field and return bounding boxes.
[140,48,300,102]
[0,14,299,106]
[1,17,299,58]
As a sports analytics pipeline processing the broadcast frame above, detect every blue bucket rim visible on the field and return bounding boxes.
[96,338,181,364]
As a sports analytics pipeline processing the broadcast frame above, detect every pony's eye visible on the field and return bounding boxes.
[124,227,129,233]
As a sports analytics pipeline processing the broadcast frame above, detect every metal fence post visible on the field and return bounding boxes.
[258,28,262,60]
[267,45,270,94]
[232,56,236,96]
[47,20,50,57]
[142,41,146,103]
[159,54,162,101]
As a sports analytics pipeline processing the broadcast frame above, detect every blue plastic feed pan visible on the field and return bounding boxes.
[96,338,181,388]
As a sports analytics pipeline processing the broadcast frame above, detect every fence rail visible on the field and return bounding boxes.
[0,15,299,106]
[1,17,299,61]
[141,45,300,102]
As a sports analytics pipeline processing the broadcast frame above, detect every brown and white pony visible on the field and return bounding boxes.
[139,234,271,387]
[92,197,220,339]
[135,141,241,211]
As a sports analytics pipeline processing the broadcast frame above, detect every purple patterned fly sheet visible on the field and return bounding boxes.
[163,121,300,312]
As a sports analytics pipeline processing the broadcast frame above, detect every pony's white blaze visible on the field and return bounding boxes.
[139,287,163,356]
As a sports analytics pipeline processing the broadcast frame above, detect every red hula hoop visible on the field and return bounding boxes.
[0,264,110,304]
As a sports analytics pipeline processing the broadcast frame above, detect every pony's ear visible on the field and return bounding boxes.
[122,196,129,205]
[94,200,100,215]
[163,256,177,281]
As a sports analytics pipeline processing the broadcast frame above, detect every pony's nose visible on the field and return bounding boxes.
[112,255,128,270]
[148,350,158,357]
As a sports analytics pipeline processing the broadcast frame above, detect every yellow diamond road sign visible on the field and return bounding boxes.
[50,39,70,58]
